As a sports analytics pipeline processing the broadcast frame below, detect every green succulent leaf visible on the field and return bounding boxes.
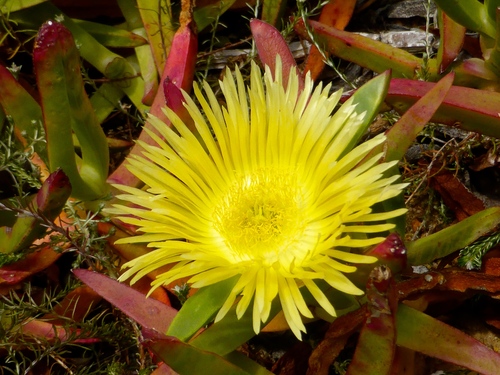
[10,2,148,114]
[224,352,274,375]
[262,0,288,28]
[0,0,47,13]
[484,0,500,29]
[167,276,239,342]
[194,0,237,32]
[337,70,391,159]
[73,19,147,48]
[433,0,496,39]
[190,297,281,356]
[406,207,500,265]
[147,337,252,375]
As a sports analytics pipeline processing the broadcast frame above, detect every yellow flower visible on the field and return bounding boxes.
[109,59,407,339]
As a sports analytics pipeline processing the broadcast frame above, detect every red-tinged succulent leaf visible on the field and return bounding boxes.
[396,303,500,374]
[455,58,499,83]
[351,233,407,289]
[437,11,466,73]
[429,167,485,221]
[107,19,197,188]
[35,168,72,219]
[21,319,100,344]
[407,207,500,265]
[346,267,397,375]
[163,78,194,130]
[367,233,407,271]
[304,0,356,80]
[381,72,454,163]
[158,18,197,99]
[148,18,197,126]
[136,0,176,75]
[307,306,368,375]
[73,269,177,334]
[34,20,109,201]
[0,169,71,255]
[390,347,417,375]
[150,363,179,375]
[0,268,30,285]
[163,77,186,111]
[0,65,44,158]
[295,18,425,79]
[386,79,500,138]
[10,2,148,112]
[250,19,303,91]
[145,335,251,375]
[453,58,500,90]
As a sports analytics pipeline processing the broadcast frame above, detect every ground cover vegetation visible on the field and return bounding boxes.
[2,0,500,374]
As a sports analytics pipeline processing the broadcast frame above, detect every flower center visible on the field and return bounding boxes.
[214,169,307,263]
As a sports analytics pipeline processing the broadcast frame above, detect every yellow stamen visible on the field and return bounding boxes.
[214,169,308,264]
